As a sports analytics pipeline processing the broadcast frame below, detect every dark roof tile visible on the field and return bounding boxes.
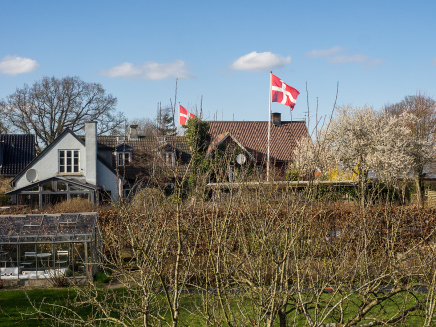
[0,135,35,176]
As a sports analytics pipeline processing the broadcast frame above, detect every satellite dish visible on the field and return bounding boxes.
[26,169,38,182]
[236,154,247,165]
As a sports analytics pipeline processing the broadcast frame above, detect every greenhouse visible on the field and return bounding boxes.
[0,213,100,280]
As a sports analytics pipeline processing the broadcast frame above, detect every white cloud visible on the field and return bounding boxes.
[328,54,368,63]
[305,46,344,59]
[230,51,291,72]
[99,60,193,80]
[0,55,39,76]
[364,59,384,70]
[306,47,384,70]
[431,58,436,65]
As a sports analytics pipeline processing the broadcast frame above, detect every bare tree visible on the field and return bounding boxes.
[157,104,177,137]
[128,117,157,137]
[0,76,124,152]
[384,93,436,208]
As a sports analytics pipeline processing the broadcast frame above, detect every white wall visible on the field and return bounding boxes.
[97,160,119,201]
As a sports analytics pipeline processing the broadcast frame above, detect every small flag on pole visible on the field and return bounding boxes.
[271,74,300,110]
[179,104,195,125]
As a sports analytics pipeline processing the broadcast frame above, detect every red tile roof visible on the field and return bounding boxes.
[208,121,308,162]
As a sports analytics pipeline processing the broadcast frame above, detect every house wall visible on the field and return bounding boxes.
[13,132,119,201]
[15,133,87,189]
[97,160,119,201]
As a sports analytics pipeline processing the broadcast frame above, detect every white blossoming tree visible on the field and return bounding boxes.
[294,105,433,207]
[384,94,436,207]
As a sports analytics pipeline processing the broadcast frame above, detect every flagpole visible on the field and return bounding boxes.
[178,102,180,135]
[267,71,272,182]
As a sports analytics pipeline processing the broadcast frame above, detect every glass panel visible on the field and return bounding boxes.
[57,181,67,191]
[69,184,87,191]
[48,193,67,204]
[59,150,65,173]
[118,153,123,166]
[21,244,37,272]
[74,150,79,172]
[125,153,130,165]
[0,244,18,268]
[26,186,39,192]
[19,194,39,206]
[38,215,59,242]
[0,216,21,242]
[59,214,79,224]
[66,152,72,172]
[74,153,79,172]
[20,215,43,242]
[37,244,53,271]
[70,193,89,200]
[42,181,53,191]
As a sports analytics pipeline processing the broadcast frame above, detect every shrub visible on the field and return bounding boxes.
[46,270,69,288]
[52,197,97,213]
[94,271,111,283]
[0,193,11,206]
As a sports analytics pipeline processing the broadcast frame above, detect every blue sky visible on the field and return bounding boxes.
[1,0,435,130]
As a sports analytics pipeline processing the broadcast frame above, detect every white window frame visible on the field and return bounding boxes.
[118,152,131,166]
[59,150,80,173]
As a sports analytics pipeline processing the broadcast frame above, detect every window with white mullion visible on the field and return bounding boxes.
[118,152,131,166]
[59,150,79,173]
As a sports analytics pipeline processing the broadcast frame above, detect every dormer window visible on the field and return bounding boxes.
[115,143,133,167]
[118,152,131,166]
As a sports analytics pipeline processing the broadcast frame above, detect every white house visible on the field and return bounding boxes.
[7,121,119,206]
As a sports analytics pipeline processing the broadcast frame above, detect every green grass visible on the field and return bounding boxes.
[0,289,82,327]
[0,288,428,326]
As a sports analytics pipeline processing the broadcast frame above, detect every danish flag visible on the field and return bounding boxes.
[271,73,300,110]
[179,104,195,125]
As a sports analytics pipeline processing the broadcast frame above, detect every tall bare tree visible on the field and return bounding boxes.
[128,117,157,137]
[0,76,124,152]
[384,93,436,207]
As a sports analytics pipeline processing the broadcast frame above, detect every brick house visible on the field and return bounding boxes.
[207,113,309,179]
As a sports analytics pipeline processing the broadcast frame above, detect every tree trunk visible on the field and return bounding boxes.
[278,310,287,327]
[415,175,424,209]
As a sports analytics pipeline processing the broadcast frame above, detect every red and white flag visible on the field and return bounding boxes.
[179,104,195,125]
[271,74,300,110]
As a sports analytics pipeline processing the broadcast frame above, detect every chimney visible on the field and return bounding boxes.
[271,112,281,126]
[128,124,138,140]
[85,121,97,185]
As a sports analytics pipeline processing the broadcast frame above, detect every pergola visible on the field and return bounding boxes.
[0,213,100,279]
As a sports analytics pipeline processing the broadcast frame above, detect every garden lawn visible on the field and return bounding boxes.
[0,288,426,326]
